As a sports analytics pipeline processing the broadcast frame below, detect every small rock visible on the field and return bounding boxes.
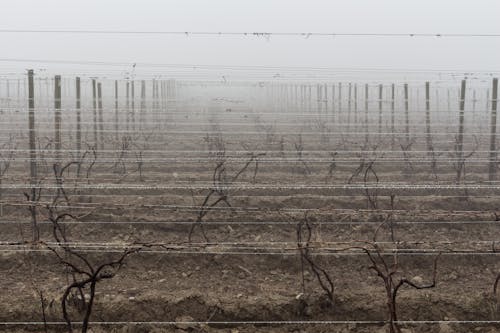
[411,276,424,285]
[175,315,195,330]
[128,296,135,301]
[438,323,453,333]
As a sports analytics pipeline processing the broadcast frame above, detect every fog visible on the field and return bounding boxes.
[0,0,499,80]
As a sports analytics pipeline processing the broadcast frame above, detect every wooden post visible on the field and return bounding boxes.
[75,77,82,177]
[76,77,81,159]
[472,90,477,123]
[404,83,410,145]
[126,81,130,131]
[151,79,156,120]
[114,80,119,141]
[97,82,104,150]
[456,80,466,183]
[92,79,98,149]
[5,79,9,109]
[435,89,439,112]
[167,79,176,113]
[391,84,395,149]
[353,84,358,129]
[364,84,369,145]
[347,83,352,131]
[489,78,499,181]
[28,69,38,242]
[446,88,451,112]
[317,84,322,114]
[140,80,146,130]
[160,81,165,114]
[338,83,342,124]
[308,85,312,113]
[54,75,62,165]
[378,84,383,141]
[323,84,328,113]
[131,80,135,131]
[425,82,433,159]
[487,89,491,113]
[331,84,335,123]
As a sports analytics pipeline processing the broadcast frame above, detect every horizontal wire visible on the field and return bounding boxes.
[0,248,495,256]
[0,107,494,113]
[3,193,500,199]
[2,202,498,216]
[0,106,494,113]
[3,320,500,326]
[1,30,500,38]
[3,240,499,246]
[0,220,498,225]
[0,149,496,154]
[0,130,494,138]
[3,184,500,190]
[1,320,500,326]
[0,149,495,154]
[2,57,500,74]
[0,121,496,127]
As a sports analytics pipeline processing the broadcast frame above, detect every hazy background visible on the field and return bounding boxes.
[0,0,499,80]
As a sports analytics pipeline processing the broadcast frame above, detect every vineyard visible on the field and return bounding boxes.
[0,72,499,333]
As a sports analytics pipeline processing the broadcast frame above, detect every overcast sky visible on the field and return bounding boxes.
[0,0,499,79]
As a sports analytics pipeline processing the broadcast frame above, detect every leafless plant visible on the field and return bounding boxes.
[296,213,334,304]
[451,134,478,185]
[400,139,415,176]
[352,223,441,333]
[41,162,140,333]
[348,151,381,210]
[113,135,132,175]
[0,136,15,216]
[189,152,265,242]
[294,134,311,175]
[23,178,44,243]
[326,152,338,182]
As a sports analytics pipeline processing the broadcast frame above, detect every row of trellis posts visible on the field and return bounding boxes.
[19,70,498,242]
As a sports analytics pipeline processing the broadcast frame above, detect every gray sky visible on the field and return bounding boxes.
[0,0,499,79]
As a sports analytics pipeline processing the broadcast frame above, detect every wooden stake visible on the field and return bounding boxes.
[456,80,466,183]
[378,84,383,141]
[114,80,119,141]
[140,80,146,129]
[28,69,38,242]
[76,77,81,159]
[131,80,135,131]
[489,78,499,181]
[92,79,98,148]
[404,83,410,145]
[425,82,432,156]
[391,84,395,149]
[54,75,62,165]
[364,84,369,145]
[97,82,104,150]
